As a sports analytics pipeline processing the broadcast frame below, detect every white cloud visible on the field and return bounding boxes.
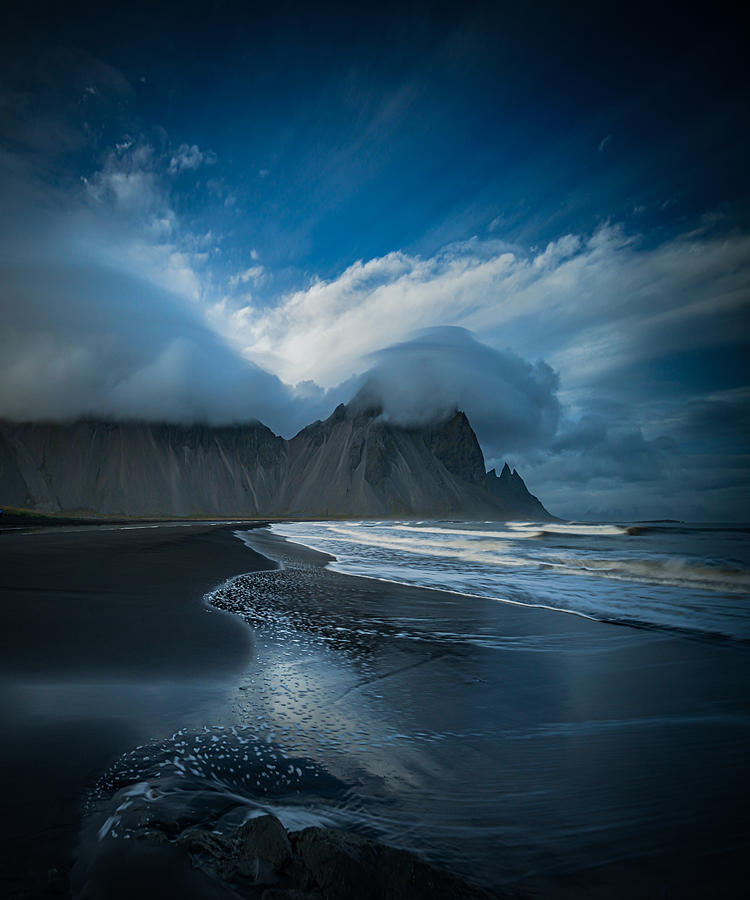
[229,265,265,288]
[167,143,216,174]
[217,225,750,393]
[85,142,162,213]
[356,328,561,451]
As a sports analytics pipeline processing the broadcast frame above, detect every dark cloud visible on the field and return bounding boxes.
[548,416,677,483]
[670,393,750,445]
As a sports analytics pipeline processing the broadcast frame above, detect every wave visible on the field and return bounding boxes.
[392,524,539,540]
[274,524,750,595]
[267,519,750,641]
[548,555,750,593]
[394,521,634,539]
[533,523,632,537]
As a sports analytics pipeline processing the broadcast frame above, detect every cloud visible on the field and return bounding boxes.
[167,143,216,174]
[354,327,561,452]
[512,440,749,522]
[0,137,300,432]
[0,258,304,429]
[222,224,750,395]
[229,265,265,287]
[547,415,677,482]
[0,161,560,447]
[598,134,612,152]
[665,387,750,446]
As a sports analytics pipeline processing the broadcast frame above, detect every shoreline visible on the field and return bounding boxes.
[209,526,750,897]
[254,522,750,646]
[0,507,279,534]
[0,522,747,898]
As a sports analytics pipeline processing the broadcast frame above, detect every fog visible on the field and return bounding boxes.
[353,328,561,451]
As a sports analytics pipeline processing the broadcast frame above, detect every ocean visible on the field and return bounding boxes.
[268,519,750,641]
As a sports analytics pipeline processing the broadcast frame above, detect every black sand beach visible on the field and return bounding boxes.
[0,523,267,897]
[1,524,748,898]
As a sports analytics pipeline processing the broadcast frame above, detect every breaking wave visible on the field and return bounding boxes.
[267,520,750,641]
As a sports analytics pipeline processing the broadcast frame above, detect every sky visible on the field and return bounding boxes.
[0,0,748,521]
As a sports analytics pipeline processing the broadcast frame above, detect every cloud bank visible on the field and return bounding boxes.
[354,328,560,452]
[0,137,567,450]
[0,260,305,429]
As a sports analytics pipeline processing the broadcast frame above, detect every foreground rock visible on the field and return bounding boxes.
[164,813,502,899]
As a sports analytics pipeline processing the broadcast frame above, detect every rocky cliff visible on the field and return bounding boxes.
[278,405,498,517]
[0,406,553,519]
[486,462,552,520]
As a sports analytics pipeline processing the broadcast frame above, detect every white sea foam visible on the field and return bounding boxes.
[268,519,750,639]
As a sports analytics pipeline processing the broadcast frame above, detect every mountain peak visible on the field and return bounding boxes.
[486,464,553,519]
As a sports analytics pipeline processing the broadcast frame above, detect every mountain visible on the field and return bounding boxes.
[0,406,554,519]
[486,462,552,520]
[0,420,284,518]
[279,405,498,517]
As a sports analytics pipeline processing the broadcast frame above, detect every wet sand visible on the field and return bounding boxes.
[0,523,267,897]
[215,529,750,897]
[1,524,748,898]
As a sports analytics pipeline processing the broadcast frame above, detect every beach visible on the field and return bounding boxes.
[0,523,266,897]
[1,523,748,898]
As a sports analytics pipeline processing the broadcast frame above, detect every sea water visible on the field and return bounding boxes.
[268,520,750,641]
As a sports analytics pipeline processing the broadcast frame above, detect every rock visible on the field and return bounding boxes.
[176,827,245,883]
[289,826,497,900]
[236,815,293,875]
[177,827,233,859]
[290,828,378,900]
[151,813,500,899]
[485,463,553,519]
[0,403,552,519]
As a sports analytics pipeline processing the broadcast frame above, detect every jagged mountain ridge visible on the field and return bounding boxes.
[279,405,496,517]
[0,404,553,519]
[486,462,551,520]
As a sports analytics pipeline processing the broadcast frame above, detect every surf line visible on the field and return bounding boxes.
[237,526,602,625]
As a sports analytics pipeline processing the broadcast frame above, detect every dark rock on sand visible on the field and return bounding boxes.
[161,813,500,899]
[289,825,497,900]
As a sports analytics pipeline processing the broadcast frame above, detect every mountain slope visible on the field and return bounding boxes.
[0,420,285,517]
[0,408,554,519]
[486,462,552,520]
[279,406,500,517]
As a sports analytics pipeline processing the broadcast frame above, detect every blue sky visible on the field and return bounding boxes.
[1,1,748,520]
